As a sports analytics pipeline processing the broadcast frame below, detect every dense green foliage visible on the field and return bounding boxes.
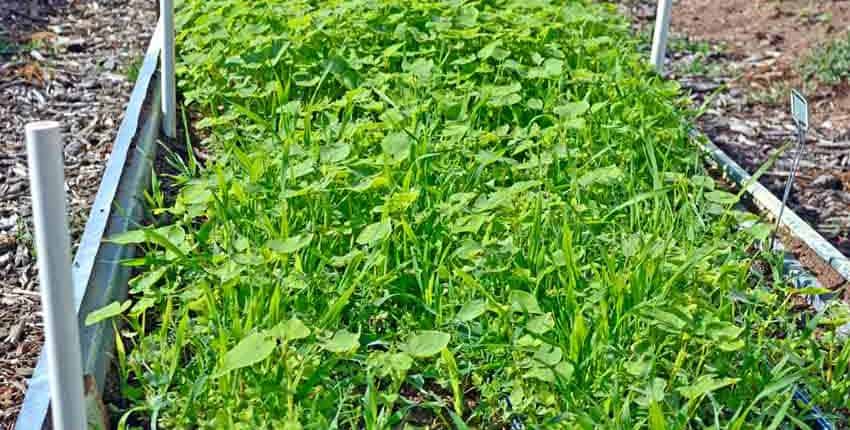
[102,0,849,428]
[803,33,850,85]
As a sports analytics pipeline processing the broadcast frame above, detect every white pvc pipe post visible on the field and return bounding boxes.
[650,0,673,74]
[161,0,177,138]
[25,121,86,430]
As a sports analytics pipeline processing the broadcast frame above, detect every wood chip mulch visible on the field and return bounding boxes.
[0,1,155,427]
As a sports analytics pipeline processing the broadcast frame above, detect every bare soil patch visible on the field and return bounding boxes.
[673,0,850,130]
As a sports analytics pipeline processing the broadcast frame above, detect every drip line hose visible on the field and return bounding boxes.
[793,388,835,430]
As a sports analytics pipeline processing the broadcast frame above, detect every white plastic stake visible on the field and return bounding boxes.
[161,0,177,138]
[650,0,673,74]
[24,121,86,430]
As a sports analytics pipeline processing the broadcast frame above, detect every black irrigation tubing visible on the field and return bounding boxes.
[774,242,838,430]
[794,388,835,430]
[502,395,526,430]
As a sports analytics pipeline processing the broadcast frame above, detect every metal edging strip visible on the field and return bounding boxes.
[699,132,849,429]
[696,132,850,281]
[15,17,165,430]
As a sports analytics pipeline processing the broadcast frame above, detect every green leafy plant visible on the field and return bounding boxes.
[803,33,850,84]
[90,0,848,428]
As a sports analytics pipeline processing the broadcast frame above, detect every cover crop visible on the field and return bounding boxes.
[100,0,849,428]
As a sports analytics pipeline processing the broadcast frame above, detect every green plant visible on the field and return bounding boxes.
[124,56,144,82]
[748,81,793,107]
[88,0,848,428]
[803,32,850,84]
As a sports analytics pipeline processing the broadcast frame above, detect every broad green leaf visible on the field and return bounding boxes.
[677,375,739,399]
[510,290,542,314]
[690,175,715,190]
[707,321,744,341]
[625,358,651,377]
[320,143,351,164]
[351,174,388,192]
[453,239,484,261]
[216,332,276,376]
[266,233,314,254]
[181,183,213,205]
[128,297,157,317]
[704,190,738,205]
[484,82,522,107]
[541,58,564,77]
[406,58,433,80]
[451,214,488,235]
[368,351,413,378]
[524,366,555,382]
[403,330,451,358]
[383,190,419,213]
[643,308,687,331]
[323,329,360,354]
[478,40,501,60]
[647,378,667,403]
[454,6,478,27]
[525,360,573,383]
[746,222,772,241]
[528,98,544,110]
[718,339,745,351]
[85,300,131,326]
[554,101,589,118]
[475,149,504,167]
[532,344,563,366]
[357,219,392,245]
[455,300,487,322]
[270,318,311,342]
[107,229,146,245]
[578,165,623,187]
[527,313,555,334]
[129,266,167,293]
[381,132,412,163]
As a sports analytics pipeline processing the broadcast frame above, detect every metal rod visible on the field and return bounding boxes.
[24,121,86,430]
[770,127,807,249]
[650,0,673,74]
[161,0,177,138]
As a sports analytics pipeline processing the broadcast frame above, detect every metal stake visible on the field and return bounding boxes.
[25,121,86,430]
[161,0,177,138]
[650,0,673,74]
[770,128,806,249]
[771,91,809,250]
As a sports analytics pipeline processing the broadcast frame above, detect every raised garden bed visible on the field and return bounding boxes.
[19,0,850,428]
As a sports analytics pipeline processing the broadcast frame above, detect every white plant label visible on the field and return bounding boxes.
[791,89,808,131]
